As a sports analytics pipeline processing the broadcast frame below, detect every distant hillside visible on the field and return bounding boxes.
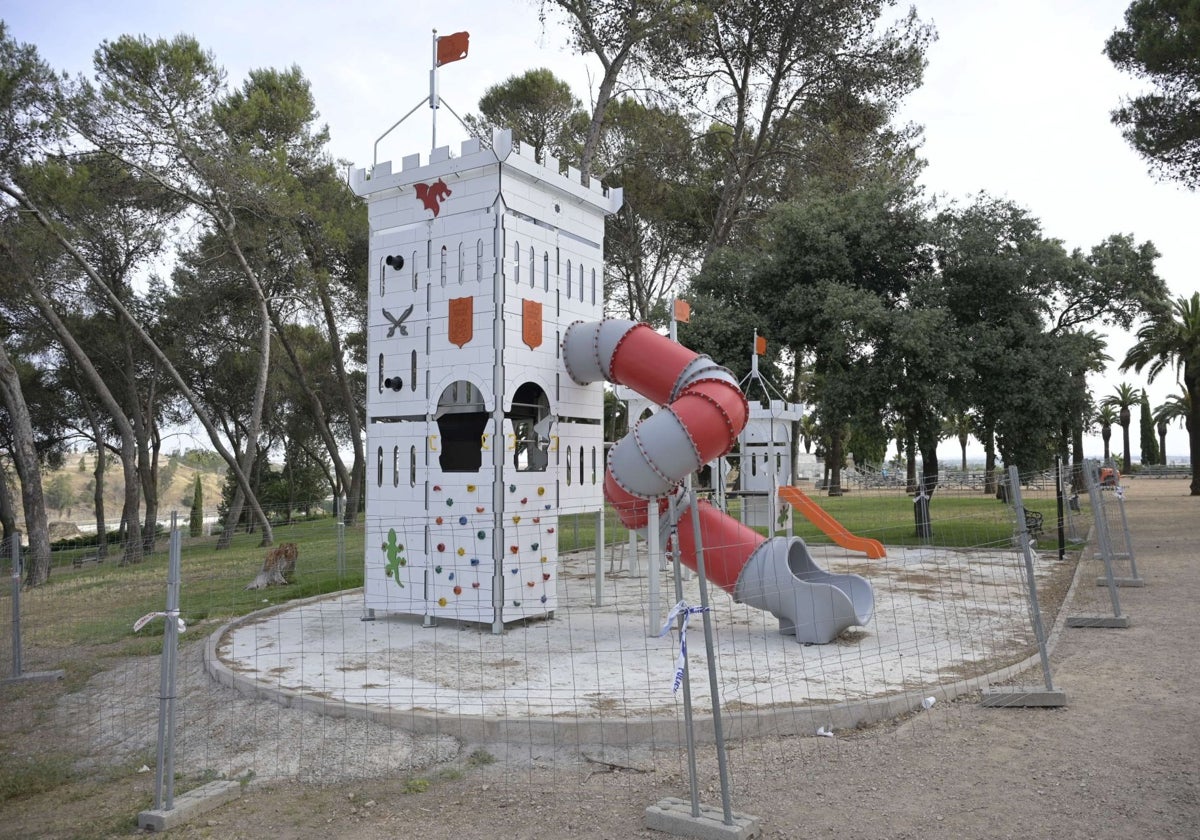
[7,452,227,528]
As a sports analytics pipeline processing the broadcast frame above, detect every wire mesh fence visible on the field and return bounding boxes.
[1,469,1105,818]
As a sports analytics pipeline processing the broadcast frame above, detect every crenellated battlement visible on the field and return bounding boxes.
[349,128,622,214]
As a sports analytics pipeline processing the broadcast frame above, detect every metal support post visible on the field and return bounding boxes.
[981,468,1066,707]
[646,503,661,636]
[4,533,64,686]
[1069,462,1131,628]
[593,508,605,607]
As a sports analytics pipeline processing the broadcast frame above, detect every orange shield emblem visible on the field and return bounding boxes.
[522,299,543,350]
[449,297,473,348]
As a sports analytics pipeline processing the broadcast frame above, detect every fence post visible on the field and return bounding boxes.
[980,468,1065,707]
[1097,485,1143,587]
[9,532,20,679]
[1067,462,1131,628]
[137,514,241,832]
[3,532,64,686]
[153,514,183,811]
[645,478,761,837]
[336,495,346,581]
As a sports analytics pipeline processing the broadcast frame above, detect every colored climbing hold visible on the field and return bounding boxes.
[510,546,519,554]
[531,542,539,551]
[433,485,442,492]
[477,530,486,540]
[436,543,446,552]
[510,567,519,574]
[459,515,468,525]
[532,517,540,524]
[438,597,447,607]
[540,595,548,603]
[537,487,545,496]
[521,497,528,505]
[470,557,480,566]
[448,572,455,580]
[453,585,462,595]
[434,565,443,574]
[544,504,552,510]
[472,581,480,589]
[476,506,485,513]
[509,484,516,492]
[512,515,521,524]
[540,556,548,563]
[446,498,454,506]
[543,572,551,581]
[457,547,466,556]
[547,527,555,534]
[467,484,476,492]
[512,600,521,607]
[526,581,536,588]
[436,516,444,525]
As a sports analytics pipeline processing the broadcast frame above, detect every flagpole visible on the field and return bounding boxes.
[430,29,439,151]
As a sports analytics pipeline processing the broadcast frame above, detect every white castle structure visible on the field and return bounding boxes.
[349,130,622,631]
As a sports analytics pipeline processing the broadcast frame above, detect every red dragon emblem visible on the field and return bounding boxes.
[414,179,452,217]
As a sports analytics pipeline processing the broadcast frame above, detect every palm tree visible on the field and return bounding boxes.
[798,414,818,454]
[1101,383,1141,472]
[1153,391,1190,465]
[1096,404,1118,461]
[1122,292,1200,495]
[942,411,972,472]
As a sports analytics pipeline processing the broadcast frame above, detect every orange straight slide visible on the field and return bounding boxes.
[778,486,887,560]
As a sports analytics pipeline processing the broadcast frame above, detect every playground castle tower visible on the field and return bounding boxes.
[350,131,622,630]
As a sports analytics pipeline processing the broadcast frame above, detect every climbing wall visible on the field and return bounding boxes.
[350,130,621,626]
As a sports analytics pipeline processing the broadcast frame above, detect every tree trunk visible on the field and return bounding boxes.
[78,391,109,559]
[0,344,53,586]
[1157,419,1168,466]
[1120,408,1132,471]
[1187,375,1200,496]
[141,421,161,552]
[1102,426,1111,461]
[983,428,997,496]
[315,275,366,526]
[17,279,143,566]
[218,295,274,549]
[905,433,917,495]
[827,429,843,497]
[2,188,274,552]
[0,460,16,557]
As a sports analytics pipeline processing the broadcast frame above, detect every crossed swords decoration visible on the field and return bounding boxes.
[382,304,414,338]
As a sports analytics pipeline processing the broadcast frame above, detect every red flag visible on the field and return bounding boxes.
[754,335,767,356]
[437,32,470,66]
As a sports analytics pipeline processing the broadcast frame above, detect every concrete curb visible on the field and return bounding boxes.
[204,540,1091,747]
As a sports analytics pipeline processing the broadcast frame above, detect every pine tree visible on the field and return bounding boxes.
[188,474,204,538]
[1139,391,1160,467]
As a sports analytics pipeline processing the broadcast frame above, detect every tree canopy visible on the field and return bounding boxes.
[1106,0,1200,188]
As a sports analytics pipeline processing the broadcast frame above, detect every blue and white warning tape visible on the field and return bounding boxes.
[657,600,710,694]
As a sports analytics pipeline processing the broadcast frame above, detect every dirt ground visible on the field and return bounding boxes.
[3,479,1198,839]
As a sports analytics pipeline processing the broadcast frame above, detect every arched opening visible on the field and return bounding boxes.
[506,382,551,472]
[435,380,488,473]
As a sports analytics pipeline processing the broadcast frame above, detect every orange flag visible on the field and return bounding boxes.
[437,32,470,66]
[673,299,691,323]
[755,335,767,356]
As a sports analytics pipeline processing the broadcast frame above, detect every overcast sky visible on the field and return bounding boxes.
[5,0,1195,462]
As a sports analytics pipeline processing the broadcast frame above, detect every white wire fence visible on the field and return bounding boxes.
[1,465,1125,818]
